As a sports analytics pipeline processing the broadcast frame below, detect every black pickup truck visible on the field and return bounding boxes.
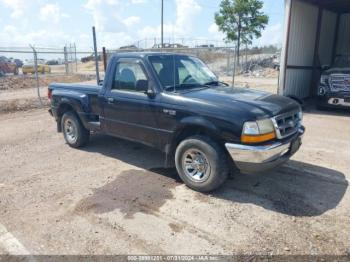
[48,52,304,192]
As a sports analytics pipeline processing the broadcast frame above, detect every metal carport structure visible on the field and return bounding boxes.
[279,0,350,100]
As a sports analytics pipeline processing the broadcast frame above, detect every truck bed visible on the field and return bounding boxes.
[49,81,103,131]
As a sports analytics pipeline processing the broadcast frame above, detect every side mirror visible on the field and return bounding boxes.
[321,65,330,71]
[136,79,149,92]
[136,80,155,97]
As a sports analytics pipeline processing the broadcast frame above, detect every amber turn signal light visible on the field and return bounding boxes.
[241,131,276,144]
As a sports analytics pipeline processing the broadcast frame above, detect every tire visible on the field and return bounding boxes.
[61,111,90,148]
[175,135,229,192]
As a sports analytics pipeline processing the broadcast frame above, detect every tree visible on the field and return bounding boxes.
[215,0,268,84]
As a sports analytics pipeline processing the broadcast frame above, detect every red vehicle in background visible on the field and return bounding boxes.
[0,56,18,76]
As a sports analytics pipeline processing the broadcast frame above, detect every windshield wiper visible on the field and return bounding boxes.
[203,80,229,86]
[164,83,207,92]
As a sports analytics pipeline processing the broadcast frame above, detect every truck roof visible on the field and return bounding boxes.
[110,52,193,59]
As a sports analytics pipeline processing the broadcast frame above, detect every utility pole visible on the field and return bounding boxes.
[161,0,164,48]
[92,26,100,85]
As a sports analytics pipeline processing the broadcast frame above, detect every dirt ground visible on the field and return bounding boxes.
[0,75,96,114]
[0,108,349,255]
[0,74,94,91]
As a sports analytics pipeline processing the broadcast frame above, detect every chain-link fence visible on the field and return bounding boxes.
[0,44,280,114]
[0,45,98,113]
[0,45,94,75]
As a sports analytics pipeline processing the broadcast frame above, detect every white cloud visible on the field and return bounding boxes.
[255,23,283,46]
[130,0,146,4]
[122,16,140,27]
[84,0,109,31]
[83,0,144,48]
[175,0,201,36]
[0,25,72,47]
[208,23,225,40]
[99,31,133,48]
[39,3,64,23]
[137,0,201,39]
[1,0,29,18]
[85,0,142,31]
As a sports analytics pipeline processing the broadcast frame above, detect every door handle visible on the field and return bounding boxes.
[107,97,115,104]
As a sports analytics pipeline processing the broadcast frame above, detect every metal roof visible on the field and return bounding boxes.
[302,0,350,13]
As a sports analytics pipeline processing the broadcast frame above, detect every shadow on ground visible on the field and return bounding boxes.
[78,134,347,217]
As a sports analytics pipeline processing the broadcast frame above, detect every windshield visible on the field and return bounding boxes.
[148,55,217,91]
[333,56,350,68]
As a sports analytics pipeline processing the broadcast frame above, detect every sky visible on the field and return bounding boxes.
[0,0,285,51]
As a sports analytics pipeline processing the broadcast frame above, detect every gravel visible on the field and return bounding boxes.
[0,108,349,255]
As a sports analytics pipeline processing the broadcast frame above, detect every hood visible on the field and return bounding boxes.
[180,86,300,119]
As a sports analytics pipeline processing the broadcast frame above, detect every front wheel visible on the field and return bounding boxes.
[175,135,229,192]
[61,111,90,148]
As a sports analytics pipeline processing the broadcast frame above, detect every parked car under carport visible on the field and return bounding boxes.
[279,0,350,108]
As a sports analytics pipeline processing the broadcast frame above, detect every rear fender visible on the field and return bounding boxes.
[53,90,91,129]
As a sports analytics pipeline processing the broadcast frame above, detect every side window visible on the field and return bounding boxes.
[152,62,163,74]
[178,65,190,84]
[112,61,147,92]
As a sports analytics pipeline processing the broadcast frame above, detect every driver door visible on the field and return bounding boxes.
[103,58,160,147]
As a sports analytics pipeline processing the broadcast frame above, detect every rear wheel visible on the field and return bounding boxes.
[61,111,90,148]
[175,135,229,192]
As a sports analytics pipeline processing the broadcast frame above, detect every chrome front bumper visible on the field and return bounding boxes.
[328,97,350,107]
[225,127,305,173]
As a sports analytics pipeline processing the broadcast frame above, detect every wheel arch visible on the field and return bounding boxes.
[55,102,81,132]
[165,118,225,167]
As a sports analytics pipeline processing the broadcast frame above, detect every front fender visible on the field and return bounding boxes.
[177,116,221,136]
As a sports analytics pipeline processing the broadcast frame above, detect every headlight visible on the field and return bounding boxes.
[242,121,259,135]
[320,75,329,85]
[241,119,276,143]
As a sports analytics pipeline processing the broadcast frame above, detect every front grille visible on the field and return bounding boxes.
[330,74,350,92]
[272,110,301,139]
